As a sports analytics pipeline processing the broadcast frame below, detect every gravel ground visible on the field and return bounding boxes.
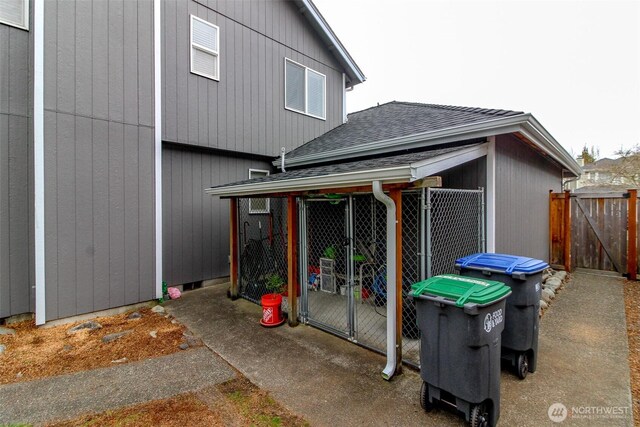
[624,279,640,426]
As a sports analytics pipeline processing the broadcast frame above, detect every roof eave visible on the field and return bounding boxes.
[295,0,366,87]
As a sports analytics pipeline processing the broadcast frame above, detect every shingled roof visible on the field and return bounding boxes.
[285,101,524,161]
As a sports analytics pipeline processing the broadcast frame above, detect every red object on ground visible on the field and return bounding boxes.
[361,287,370,300]
[260,293,285,327]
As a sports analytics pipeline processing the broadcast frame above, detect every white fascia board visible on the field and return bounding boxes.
[520,118,582,177]
[410,143,489,180]
[205,166,412,197]
[298,0,365,85]
[280,115,527,168]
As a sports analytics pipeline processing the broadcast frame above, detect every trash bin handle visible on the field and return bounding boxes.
[459,253,484,268]
[505,257,524,274]
[455,284,484,307]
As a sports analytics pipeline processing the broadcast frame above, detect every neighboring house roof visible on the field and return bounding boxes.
[278,101,582,177]
[581,158,619,171]
[295,0,365,87]
[574,184,633,193]
[207,143,488,197]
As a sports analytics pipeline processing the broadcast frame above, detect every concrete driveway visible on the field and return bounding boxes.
[166,270,634,426]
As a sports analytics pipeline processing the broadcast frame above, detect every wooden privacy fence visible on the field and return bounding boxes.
[549,189,638,280]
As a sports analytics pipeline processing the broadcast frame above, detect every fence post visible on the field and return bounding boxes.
[563,190,572,272]
[287,195,299,326]
[229,198,239,299]
[629,189,637,280]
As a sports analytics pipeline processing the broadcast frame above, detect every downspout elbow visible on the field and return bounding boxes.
[280,147,286,172]
[372,180,397,381]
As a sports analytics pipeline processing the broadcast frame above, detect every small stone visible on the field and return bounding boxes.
[127,311,142,320]
[540,300,548,310]
[0,327,16,335]
[179,343,189,350]
[63,344,74,352]
[151,305,165,314]
[0,344,6,354]
[67,321,102,334]
[149,330,157,338]
[102,330,132,343]
[541,288,555,303]
[111,357,128,364]
[554,271,568,282]
[542,272,550,283]
[544,277,563,291]
[16,372,23,378]
[171,320,178,324]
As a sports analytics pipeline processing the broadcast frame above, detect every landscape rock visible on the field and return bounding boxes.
[0,326,16,335]
[183,334,199,347]
[127,311,142,320]
[63,344,74,352]
[554,271,568,282]
[151,305,165,314]
[149,331,157,339]
[544,277,563,291]
[541,288,555,303]
[67,321,102,334]
[542,272,550,283]
[0,344,6,354]
[540,300,548,310]
[171,319,178,324]
[111,357,128,364]
[179,343,189,350]
[101,330,132,343]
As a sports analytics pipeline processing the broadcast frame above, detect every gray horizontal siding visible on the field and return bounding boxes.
[162,146,272,285]
[495,134,563,261]
[0,15,33,319]
[42,0,156,321]
[162,0,345,157]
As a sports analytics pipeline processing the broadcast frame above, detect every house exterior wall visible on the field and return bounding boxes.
[162,0,345,156]
[495,134,563,261]
[41,0,156,321]
[439,157,486,190]
[162,146,272,285]
[0,7,34,318]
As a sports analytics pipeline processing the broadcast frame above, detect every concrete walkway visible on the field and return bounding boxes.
[0,348,235,425]
[167,270,634,426]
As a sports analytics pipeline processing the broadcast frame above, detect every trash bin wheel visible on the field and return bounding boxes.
[517,353,529,380]
[419,381,433,412]
[470,403,489,427]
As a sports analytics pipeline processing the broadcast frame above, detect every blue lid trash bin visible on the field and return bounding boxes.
[456,253,549,379]
[410,275,511,427]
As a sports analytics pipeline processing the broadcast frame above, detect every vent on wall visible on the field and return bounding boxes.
[0,0,28,30]
[190,15,219,81]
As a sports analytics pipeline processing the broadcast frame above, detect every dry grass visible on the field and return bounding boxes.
[0,307,198,385]
[624,279,640,426]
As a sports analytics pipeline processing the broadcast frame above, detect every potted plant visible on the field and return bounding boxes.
[260,273,286,327]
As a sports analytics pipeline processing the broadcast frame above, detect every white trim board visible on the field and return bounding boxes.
[34,0,45,325]
[154,0,163,298]
[486,136,496,252]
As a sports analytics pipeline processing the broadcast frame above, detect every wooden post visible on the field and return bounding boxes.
[229,198,239,299]
[628,189,637,280]
[390,189,403,374]
[563,190,572,272]
[287,195,299,326]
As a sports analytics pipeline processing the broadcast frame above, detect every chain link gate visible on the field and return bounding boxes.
[237,197,290,313]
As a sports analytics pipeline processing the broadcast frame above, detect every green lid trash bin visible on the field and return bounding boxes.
[410,275,511,427]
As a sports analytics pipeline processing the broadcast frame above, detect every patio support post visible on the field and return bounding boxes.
[390,189,403,375]
[229,198,239,299]
[287,195,299,326]
[373,181,397,381]
[628,189,637,281]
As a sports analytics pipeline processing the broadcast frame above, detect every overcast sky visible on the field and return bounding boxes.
[314,0,640,159]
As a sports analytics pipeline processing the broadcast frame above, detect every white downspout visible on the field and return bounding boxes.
[372,180,397,380]
[280,147,286,172]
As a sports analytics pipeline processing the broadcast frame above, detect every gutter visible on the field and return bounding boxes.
[277,114,582,177]
[372,181,397,381]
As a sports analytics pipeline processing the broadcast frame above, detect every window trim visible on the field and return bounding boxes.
[284,57,326,120]
[190,15,220,81]
[0,0,29,30]
[248,169,271,214]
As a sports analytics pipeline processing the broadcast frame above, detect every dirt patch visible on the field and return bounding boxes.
[47,392,222,427]
[46,376,308,427]
[0,307,200,385]
[624,279,640,426]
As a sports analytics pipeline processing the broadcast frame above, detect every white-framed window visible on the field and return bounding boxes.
[285,58,326,120]
[248,169,270,214]
[0,0,29,30]
[190,15,219,80]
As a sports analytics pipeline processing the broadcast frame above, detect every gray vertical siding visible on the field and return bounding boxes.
[162,146,272,285]
[440,157,486,190]
[495,134,563,261]
[162,0,346,156]
[42,0,156,321]
[0,12,33,319]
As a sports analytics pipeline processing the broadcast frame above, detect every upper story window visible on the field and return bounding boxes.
[0,0,29,30]
[285,58,326,120]
[248,169,270,214]
[190,15,219,81]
